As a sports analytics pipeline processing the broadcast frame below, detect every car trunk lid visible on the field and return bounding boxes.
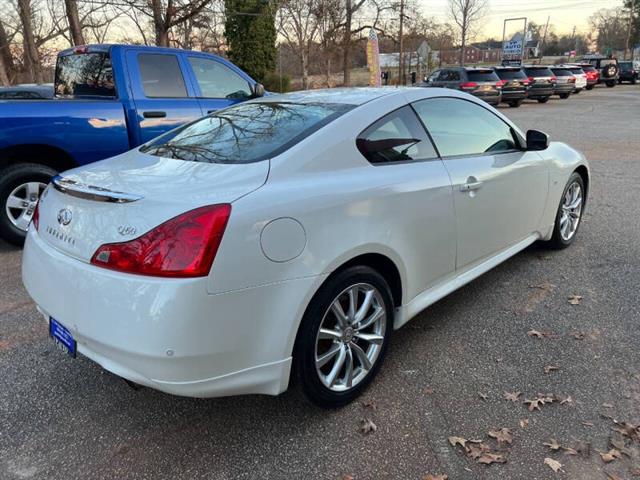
[36,150,269,262]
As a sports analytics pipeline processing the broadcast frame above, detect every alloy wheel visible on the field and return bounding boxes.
[5,182,46,231]
[315,283,386,392]
[559,181,583,241]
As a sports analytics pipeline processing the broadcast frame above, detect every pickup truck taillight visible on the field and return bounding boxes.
[90,204,231,277]
[460,82,478,89]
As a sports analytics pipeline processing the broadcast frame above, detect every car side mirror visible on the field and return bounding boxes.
[251,83,265,98]
[526,129,549,151]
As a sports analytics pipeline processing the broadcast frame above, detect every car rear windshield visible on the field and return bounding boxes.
[569,68,584,74]
[467,70,499,81]
[619,62,632,68]
[581,65,596,72]
[552,69,573,76]
[524,67,554,77]
[494,69,527,80]
[55,52,115,97]
[140,102,354,164]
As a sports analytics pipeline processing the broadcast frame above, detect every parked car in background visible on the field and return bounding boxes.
[0,84,54,99]
[563,66,587,93]
[523,65,557,103]
[0,44,263,246]
[422,67,502,105]
[618,61,638,84]
[550,67,576,99]
[583,55,619,87]
[492,66,530,107]
[572,63,599,90]
[22,87,590,407]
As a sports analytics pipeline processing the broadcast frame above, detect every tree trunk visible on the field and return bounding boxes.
[0,20,15,84]
[342,0,352,86]
[459,26,466,66]
[150,0,170,47]
[325,56,331,87]
[64,0,85,46]
[18,0,43,83]
[0,57,9,86]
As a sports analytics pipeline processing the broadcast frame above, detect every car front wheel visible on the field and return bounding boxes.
[545,172,585,249]
[537,96,550,103]
[294,266,393,408]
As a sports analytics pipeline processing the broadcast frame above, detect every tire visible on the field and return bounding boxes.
[537,96,550,103]
[544,172,585,249]
[508,99,522,108]
[559,92,570,99]
[293,265,394,408]
[602,64,619,79]
[0,163,56,246]
[606,81,616,88]
[586,85,594,90]
[632,76,637,85]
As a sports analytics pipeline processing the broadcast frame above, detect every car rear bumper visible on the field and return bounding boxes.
[554,84,575,94]
[527,86,554,98]
[472,92,501,104]
[501,90,528,101]
[21,228,322,398]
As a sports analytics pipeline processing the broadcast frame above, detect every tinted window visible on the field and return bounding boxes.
[141,102,352,164]
[412,98,518,157]
[581,65,596,72]
[356,106,437,165]
[619,62,632,68]
[0,91,40,99]
[138,54,187,98]
[442,70,460,81]
[569,68,584,74]
[467,71,499,81]
[55,52,115,97]
[552,69,573,77]
[495,69,527,80]
[188,57,252,99]
[524,67,554,77]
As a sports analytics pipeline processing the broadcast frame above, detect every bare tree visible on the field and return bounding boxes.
[313,0,342,86]
[278,0,319,89]
[17,0,43,82]
[448,0,487,65]
[64,0,85,45]
[0,18,16,85]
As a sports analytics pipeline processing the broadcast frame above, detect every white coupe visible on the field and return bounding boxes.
[22,87,589,407]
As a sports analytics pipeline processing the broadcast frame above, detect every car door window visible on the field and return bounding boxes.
[412,97,519,157]
[427,70,440,83]
[138,54,188,98]
[356,106,438,164]
[188,57,252,99]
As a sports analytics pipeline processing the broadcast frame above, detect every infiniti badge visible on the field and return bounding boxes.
[57,208,72,226]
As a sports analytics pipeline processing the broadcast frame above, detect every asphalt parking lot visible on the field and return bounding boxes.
[1,84,639,480]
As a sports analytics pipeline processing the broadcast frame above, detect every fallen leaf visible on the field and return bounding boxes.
[568,294,583,305]
[611,421,640,441]
[477,452,507,465]
[423,475,448,480]
[569,331,585,340]
[606,473,622,480]
[342,475,355,480]
[448,436,467,448]
[544,365,560,374]
[602,403,614,409]
[525,398,544,411]
[563,447,578,455]
[544,457,564,472]
[544,439,561,451]
[583,422,594,427]
[504,391,521,402]
[478,392,488,401]
[519,419,529,429]
[424,387,434,395]
[599,449,622,463]
[609,437,632,457]
[530,282,556,290]
[488,428,513,445]
[528,329,553,338]
[560,396,574,405]
[360,418,377,435]
[362,400,377,410]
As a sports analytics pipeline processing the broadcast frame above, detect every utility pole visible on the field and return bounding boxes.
[398,0,405,85]
[540,15,550,61]
[625,0,635,60]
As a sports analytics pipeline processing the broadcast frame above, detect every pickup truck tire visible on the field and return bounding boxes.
[0,163,56,246]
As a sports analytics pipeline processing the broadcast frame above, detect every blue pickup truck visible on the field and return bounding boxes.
[0,44,263,245]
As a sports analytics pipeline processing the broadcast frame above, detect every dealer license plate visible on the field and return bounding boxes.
[49,317,76,358]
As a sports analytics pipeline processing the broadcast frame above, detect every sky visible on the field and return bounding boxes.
[418,0,627,39]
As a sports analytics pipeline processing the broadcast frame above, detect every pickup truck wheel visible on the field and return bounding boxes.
[0,163,56,246]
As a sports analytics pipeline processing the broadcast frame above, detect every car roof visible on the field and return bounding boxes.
[523,65,552,69]
[463,67,494,72]
[493,66,522,70]
[255,87,412,106]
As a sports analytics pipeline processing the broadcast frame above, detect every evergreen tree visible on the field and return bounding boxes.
[224,0,277,83]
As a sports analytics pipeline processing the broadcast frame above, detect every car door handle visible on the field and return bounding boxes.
[142,111,166,118]
[460,181,483,192]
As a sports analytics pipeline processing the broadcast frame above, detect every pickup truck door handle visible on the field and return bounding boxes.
[142,111,167,118]
[460,180,483,192]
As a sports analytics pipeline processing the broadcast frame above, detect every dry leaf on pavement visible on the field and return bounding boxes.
[504,391,521,402]
[360,418,377,435]
[342,475,355,480]
[478,392,488,401]
[583,421,595,427]
[560,395,574,405]
[600,449,622,463]
[528,329,553,338]
[448,436,467,448]
[423,475,448,480]
[488,428,513,445]
[477,452,507,465]
[519,419,529,429]
[525,398,544,411]
[568,294,583,305]
[544,458,564,472]
[544,365,560,374]
[362,399,376,410]
[544,439,562,451]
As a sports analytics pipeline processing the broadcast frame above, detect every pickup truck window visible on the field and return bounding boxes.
[140,101,353,164]
[188,57,252,99]
[55,53,115,97]
[138,54,188,98]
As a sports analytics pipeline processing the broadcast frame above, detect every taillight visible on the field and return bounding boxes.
[522,80,530,85]
[551,76,557,82]
[496,79,507,87]
[90,204,231,278]
[31,201,40,231]
[460,82,478,89]
[528,76,536,83]
[569,77,576,83]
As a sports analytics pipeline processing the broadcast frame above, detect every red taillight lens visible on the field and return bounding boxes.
[551,76,557,82]
[527,76,536,83]
[496,79,507,87]
[460,82,478,89]
[31,201,40,231]
[569,77,576,83]
[90,204,231,278]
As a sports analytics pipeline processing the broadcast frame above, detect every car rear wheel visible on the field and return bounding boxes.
[586,85,594,90]
[559,93,570,99]
[508,99,523,108]
[544,172,585,249]
[606,81,616,87]
[537,97,550,103]
[294,266,393,408]
[0,163,56,246]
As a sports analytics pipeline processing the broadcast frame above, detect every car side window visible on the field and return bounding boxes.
[138,54,188,98]
[356,106,438,165]
[427,70,440,82]
[412,97,519,157]
[449,70,460,81]
[188,57,252,99]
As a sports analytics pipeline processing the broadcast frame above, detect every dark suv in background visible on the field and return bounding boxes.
[493,66,530,107]
[583,55,619,87]
[523,65,557,103]
[422,67,502,105]
[618,62,638,84]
